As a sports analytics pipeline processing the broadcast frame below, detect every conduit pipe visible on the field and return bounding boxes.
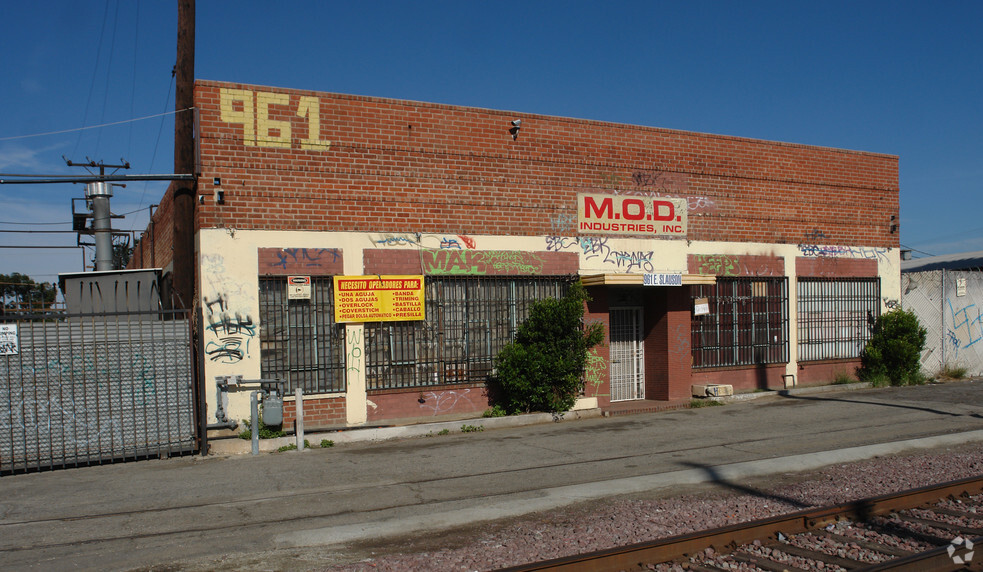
[250,392,259,456]
[295,388,305,451]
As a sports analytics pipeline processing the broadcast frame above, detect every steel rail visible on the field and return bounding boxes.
[498,474,983,572]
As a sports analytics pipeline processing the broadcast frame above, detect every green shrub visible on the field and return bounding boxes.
[482,405,507,418]
[461,424,484,433]
[320,439,335,448]
[237,418,286,440]
[858,309,927,386]
[833,370,854,385]
[938,364,968,380]
[495,281,605,414]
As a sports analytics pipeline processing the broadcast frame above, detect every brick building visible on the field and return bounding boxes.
[131,79,900,433]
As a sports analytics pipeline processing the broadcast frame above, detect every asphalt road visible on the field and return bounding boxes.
[1,380,982,570]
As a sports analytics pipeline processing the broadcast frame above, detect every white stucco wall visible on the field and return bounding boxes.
[198,228,900,424]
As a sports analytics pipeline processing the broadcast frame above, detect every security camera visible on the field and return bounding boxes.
[509,119,522,140]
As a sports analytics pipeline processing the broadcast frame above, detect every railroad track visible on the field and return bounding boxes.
[501,475,983,571]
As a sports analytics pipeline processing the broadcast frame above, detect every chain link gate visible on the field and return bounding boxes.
[1,309,197,474]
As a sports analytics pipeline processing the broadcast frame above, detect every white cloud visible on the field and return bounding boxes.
[0,141,66,171]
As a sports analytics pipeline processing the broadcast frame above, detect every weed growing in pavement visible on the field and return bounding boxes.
[865,373,894,387]
[833,371,855,384]
[461,424,484,433]
[689,398,724,408]
[276,439,312,452]
[320,439,334,448]
[937,364,968,380]
[482,405,508,418]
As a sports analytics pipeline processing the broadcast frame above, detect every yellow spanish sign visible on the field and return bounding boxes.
[333,275,425,323]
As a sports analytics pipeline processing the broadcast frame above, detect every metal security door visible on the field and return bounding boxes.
[609,307,644,401]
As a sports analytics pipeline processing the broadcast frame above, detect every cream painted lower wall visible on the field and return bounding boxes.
[198,228,900,425]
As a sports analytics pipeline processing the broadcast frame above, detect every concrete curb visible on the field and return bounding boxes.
[712,381,874,403]
[208,408,605,455]
[276,428,983,548]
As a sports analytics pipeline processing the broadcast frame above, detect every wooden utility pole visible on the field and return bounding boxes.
[172,0,195,309]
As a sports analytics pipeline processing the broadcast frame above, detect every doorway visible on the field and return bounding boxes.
[609,306,644,401]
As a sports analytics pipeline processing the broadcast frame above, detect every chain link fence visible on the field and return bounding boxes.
[902,270,983,377]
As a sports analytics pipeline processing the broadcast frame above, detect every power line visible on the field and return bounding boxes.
[0,246,83,249]
[0,108,193,142]
[0,220,72,226]
[0,173,193,184]
[900,244,936,257]
[0,230,77,234]
[73,0,111,159]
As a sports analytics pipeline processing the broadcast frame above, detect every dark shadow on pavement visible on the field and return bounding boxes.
[773,391,968,418]
[678,460,812,510]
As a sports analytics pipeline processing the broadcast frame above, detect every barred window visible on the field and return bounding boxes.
[364,276,572,390]
[691,278,789,368]
[797,278,880,361]
[259,277,346,393]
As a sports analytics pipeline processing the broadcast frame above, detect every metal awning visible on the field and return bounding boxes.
[580,273,716,286]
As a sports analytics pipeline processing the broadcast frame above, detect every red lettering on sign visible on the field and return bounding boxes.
[622,198,645,220]
[583,196,613,219]
[652,200,675,221]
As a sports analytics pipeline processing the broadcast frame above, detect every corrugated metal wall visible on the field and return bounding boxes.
[902,270,983,377]
[0,311,196,473]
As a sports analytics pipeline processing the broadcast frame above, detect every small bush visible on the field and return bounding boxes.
[461,424,484,433]
[495,281,604,414]
[482,405,507,418]
[238,418,286,440]
[938,364,968,380]
[833,371,854,385]
[320,439,334,448]
[858,309,927,386]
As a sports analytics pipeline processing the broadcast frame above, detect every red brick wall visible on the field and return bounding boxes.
[796,360,861,386]
[129,183,177,272]
[691,364,788,392]
[282,396,346,431]
[583,287,611,406]
[366,385,491,422]
[258,247,344,275]
[193,80,899,248]
[796,256,878,277]
[643,290,669,400]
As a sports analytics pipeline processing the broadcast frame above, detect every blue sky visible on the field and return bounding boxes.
[2,1,981,283]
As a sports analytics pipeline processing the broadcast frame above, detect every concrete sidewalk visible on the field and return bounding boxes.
[209,381,876,455]
[2,380,981,571]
